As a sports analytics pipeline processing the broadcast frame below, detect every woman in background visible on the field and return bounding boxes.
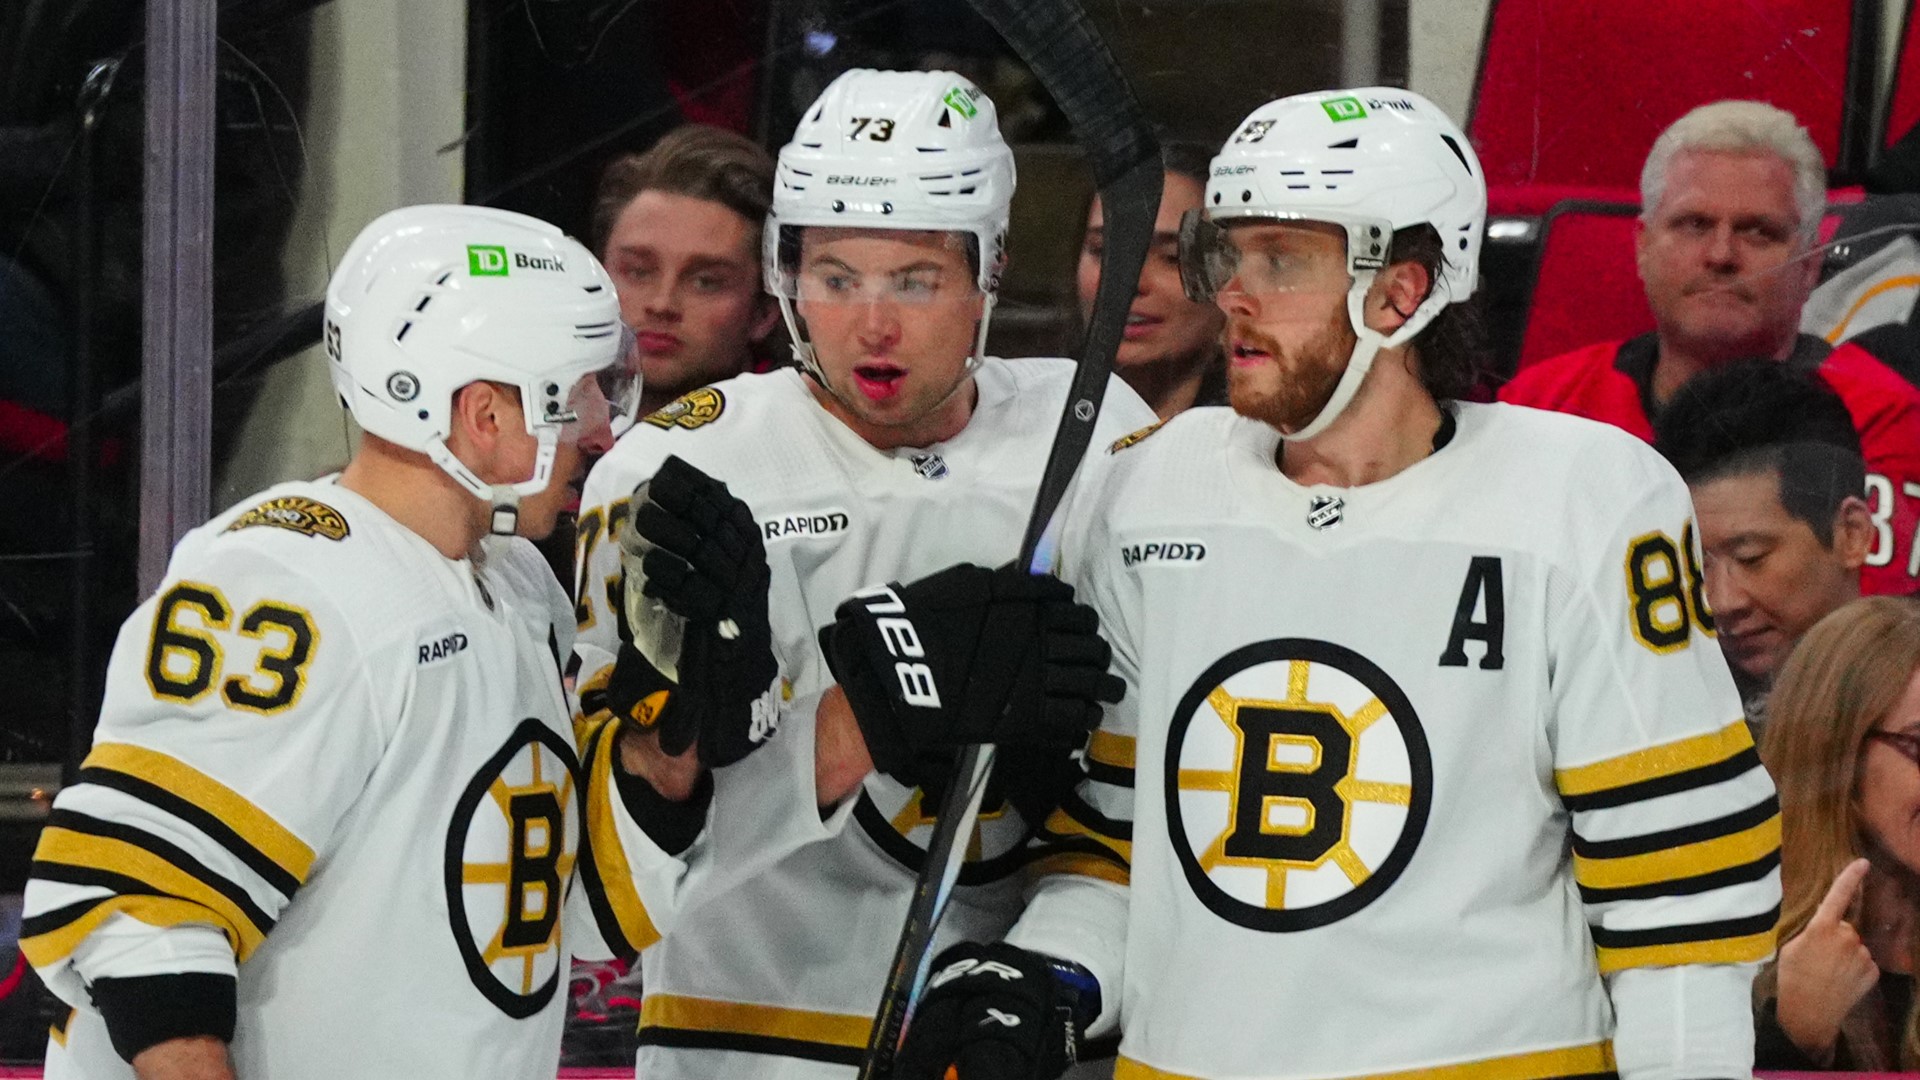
[1076,141,1225,419]
[1759,595,1920,1069]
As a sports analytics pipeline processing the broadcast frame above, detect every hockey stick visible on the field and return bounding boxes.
[857,2,1160,1075]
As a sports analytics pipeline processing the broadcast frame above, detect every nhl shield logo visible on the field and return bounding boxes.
[910,452,949,480]
[1307,495,1344,531]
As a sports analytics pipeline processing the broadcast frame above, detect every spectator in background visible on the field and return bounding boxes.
[1755,595,1920,1071]
[589,124,782,415]
[1655,359,1873,724]
[1077,141,1226,419]
[1501,100,1920,596]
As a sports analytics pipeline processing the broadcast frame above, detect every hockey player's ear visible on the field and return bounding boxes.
[445,380,519,463]
[1367,258,1432,336]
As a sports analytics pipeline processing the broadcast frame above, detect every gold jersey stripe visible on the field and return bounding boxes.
[640,993,871,1049]
[1042,806,1132,863]
[1597,928,1776,973]
[83,742,314,883]
[1088,730,1136,771]
[1028,851,1130,886]
[1573,814,1779,890]
[1554,719,1752,798]
[582,719,664,952]
[21,894,237,970]
[32,829,266,958]
[49,1008,74,1048]
[1117,1040,1614,1080]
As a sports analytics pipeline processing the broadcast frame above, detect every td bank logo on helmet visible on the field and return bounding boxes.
[466,245,568,276]
[1321,95,1416,123]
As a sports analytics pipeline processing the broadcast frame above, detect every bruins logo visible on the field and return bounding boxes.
[1108,421,1164,454]
[224,496,350,541]
[642,387,726,431]
[445,719,582,1018]
[1166,639,1431,932]
[851,776,1033,886]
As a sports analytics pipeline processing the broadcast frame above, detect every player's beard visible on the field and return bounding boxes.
[1225,312,1356,435]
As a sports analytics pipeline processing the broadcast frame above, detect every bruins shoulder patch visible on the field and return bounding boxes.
[225,496,350,541]
[1108,421,1164,454]
[642,387,726,431]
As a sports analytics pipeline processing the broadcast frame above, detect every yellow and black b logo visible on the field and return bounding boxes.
[1167,639,1431,932]
[446,719,581,1018]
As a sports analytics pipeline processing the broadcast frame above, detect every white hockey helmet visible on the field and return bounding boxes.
[766,68,1016,379]
[1184,87,1485,441]
[324,204,641,534]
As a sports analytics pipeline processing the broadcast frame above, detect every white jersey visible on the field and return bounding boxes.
[571,360,1155,1078]
[25,479,598,1079]
[1007,403,1781,1080]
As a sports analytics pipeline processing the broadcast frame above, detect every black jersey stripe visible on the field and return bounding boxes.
[1589,905,1781,950]
[637,1026,864,1067]
[1577,850,1779,905]
[1571,795,1778,859]
[1560,748,1761,813]
[76,767,303,900]
[41,809,274,939]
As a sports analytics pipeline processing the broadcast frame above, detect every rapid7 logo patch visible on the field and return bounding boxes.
[850,585,941,707]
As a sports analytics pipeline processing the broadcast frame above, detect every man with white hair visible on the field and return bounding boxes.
[1502,100,1920,597]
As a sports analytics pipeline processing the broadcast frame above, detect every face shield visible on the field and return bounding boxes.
[530,326,644,446]
[1178,209,1388,306]
[770,225,983,308]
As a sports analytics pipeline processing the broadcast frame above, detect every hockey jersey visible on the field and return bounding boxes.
[24,480,597,1079]
[570,359,1155,1078]
[1499,333,1920,596]
[1007,403,1781,1080]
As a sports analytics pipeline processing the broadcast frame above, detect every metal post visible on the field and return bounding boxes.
[1342,0,1384,88]
[139,0,218,595]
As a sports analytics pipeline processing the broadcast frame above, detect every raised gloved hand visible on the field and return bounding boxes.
[819,563,1122,790]
[604,455,780,769]
[893,941,1099,1080]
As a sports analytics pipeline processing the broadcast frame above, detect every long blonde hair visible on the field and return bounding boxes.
[1762,595,1920,1065]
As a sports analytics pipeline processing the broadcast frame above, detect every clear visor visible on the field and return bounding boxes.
[771,225,981,306]
[1178,210,1361,303]
[536,327,644,444]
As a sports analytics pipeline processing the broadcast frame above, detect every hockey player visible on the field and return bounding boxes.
[894,89,1783,1080]
[22,205,642,1080]
[568,69,1151,1078]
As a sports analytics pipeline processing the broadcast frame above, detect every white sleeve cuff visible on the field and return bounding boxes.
[1006,875,1130,1039]
[70,914,237,985]
[1608,962,1760,1080]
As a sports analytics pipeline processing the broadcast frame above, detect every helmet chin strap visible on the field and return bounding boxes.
[1278,272,1449,443]
[425,433,560,538]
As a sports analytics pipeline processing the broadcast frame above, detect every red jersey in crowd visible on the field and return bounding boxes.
[1500,333,1920,597]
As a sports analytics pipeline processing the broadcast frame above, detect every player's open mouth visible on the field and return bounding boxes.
[853,363,907,401]
[1231,342,1273,367]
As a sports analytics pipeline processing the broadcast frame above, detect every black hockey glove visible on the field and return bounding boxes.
[606,455,780,769]
[820,563,1123,790]
[893,941,1099,1080]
